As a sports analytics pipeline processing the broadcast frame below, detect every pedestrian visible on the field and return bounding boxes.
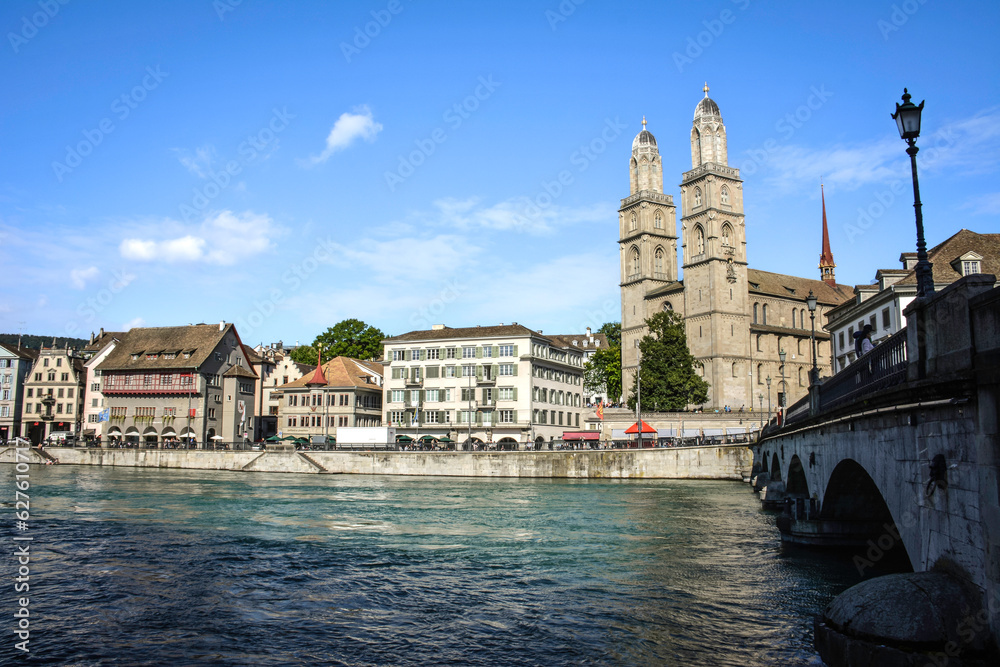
[854,324,874,357]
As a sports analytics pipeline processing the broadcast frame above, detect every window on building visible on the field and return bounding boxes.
[963,260,981,275]
[631,247,640,275]
[753,303,759,324]
[720,186,729,205]
[445,366,457,378]
[43,358,49,367]
[762,304,768,325]
[498,364,514,376]
[482,346,493,358]
[695,226,705,254]
[462,346,476,359]
[427,349,440,360]
[882,308,891,329]
[791,310,797,328]
[870,315,877,332]
[654,247,664,274]
[499,345,514,357]
[732,362,738,377]
[654,211,662,229]
[499,387,514,400]
[694,187,702,207]
[757,364,763,384]
[630,212,637,231]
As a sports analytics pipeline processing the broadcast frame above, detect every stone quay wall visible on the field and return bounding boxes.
[3,445,753,480]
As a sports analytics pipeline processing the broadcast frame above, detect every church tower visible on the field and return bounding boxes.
[819,184,837,285]
[679,84,750,409]
[620,118,678,400]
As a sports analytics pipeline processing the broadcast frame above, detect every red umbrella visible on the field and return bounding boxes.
[624,420,657,434]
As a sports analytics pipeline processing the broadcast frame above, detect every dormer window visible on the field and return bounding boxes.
[952,251,983,277]
[131,353,141,361]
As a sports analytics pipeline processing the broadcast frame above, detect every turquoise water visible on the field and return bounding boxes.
[2,465,860,665]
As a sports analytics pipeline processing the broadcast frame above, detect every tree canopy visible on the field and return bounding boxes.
[583,322,622,402]
[290,319,385,366]
[628,311,709,411]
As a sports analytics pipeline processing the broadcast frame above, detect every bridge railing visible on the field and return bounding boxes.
[818,328,909,413]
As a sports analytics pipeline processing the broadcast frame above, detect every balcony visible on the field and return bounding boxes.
[404,376,423,387]
[477,375,496,385]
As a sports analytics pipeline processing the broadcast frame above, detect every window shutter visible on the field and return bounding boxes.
[492,364,499,378]
[476,365,483,380]
[512,345,518,356]
[392,368,400,380]
[512,365,518,376]
[492,346,499,357]
[476,411,482,426]
[512,410,518,423]
[403,350,410,361]
[420,350,426,361]
[476,347,483,358]
[437,411,444,423]
[512,388,518,401]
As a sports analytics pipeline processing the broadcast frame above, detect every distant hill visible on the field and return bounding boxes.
[0,334,90,350]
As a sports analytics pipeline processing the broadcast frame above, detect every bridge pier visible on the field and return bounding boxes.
[751,276,1000,663]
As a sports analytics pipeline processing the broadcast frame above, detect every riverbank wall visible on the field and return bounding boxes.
[2,445,753,480]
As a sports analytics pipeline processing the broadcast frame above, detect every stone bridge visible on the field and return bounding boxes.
[751,275,1000,665]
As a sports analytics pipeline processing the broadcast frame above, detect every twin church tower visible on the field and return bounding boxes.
[619,85,849,410]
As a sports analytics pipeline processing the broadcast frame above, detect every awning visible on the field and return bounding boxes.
[161,429,177,437]
[417,435,437,442]
[82,429,96,436]
[266,435,282,442]
[624,420,657,434]
[562,431,599,441]
[396,435,414,442]
[438,436,454,443]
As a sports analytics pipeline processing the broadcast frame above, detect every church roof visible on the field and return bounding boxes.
[632,116,657,151]
[747,269,853,306]
[277,356,383,390]
[694,83,721,120]
[819,185,835,273]
[644,281,685,298]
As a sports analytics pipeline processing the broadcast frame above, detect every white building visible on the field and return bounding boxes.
[554,327,610,406]
[381,324,585,449]
[0,343,38,442]
[826,229,999,371]
[81,330,123,442]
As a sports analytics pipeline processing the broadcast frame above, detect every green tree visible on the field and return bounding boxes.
[290,319,386,366]
[627,311,709,411]
[583,322,622,402]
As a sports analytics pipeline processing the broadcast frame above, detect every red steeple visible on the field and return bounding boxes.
[304,347,327,386]
[819,184,837,286]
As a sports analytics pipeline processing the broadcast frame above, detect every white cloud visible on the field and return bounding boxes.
[430,197,612,235]
[70,266,100,289]
[752,107,1000,194]
[173,145,217,178]
[122,317,145,330]
[119,210,279,265]
[307,106,383,165]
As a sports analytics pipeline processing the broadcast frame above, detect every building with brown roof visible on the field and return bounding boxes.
[19,343,85,443]
[381,323,584,448]
[0,343,39,442]
[619,86,853,411]
[825,229,999,371]
[273,355,383,443]
[552,327,610,406]
[94,322,257,446]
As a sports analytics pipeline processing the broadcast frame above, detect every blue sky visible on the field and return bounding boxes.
[1,0,998,347]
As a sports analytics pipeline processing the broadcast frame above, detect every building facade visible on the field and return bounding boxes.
[19,344,86,443]
[556,327,610,406]
[826,229,1000,371]
[0,344,38,442]
[81,330,123,442]
[620,86,853,411]
[382,324,585,448]
[95,323,257,446]
[274,356,383,442]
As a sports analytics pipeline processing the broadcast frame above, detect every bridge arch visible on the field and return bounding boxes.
[786,455,809,498]
[770,452,781,481]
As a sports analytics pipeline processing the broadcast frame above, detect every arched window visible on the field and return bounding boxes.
[694,187,703,207]
[630,247,640,275]
[630,213,637,231]
[663,302,672,311]
[654,247,664,274]
[791,310,796,328]
[720,185,730,205]
[753,303,759,324]
[757,363,763,384]
[694,129,702,165]
[715,132,721,160]
[732,362,738,378]
[654,210,663,229]
[762,304,768,325]
[756,334,762,352]
[721,223,732,248]
[799,367,805,386]
[801,308,807,329]
[695,226,705,254]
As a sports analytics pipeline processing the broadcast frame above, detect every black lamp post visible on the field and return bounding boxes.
[892,88,934,298]
[778,350,786,411]
[758,392,764,428]
[765,376,772,423]
[806,290,819,384]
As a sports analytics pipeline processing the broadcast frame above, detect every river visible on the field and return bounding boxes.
[2,465,864,665]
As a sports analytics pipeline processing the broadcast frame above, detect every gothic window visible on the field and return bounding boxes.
[721,223,732,248]
[762,304,768,325]
[715,133,721,160]
[630,247,640,275]
[694,129,702,165]
[695,226,705,255]
[654,210,663,229]
[654,247,664,274]
[630,213,637,231]
[732,362,738,378]
[753,303,759,324]
[720,185,730,205]
[694,187,703,208]
[663,302,672,311]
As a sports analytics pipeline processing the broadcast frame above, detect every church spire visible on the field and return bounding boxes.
[819,184,837,285]
[304,346,327,386]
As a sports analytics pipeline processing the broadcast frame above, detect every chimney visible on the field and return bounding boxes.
[100,327,104,337]
[219,321,225,331]
[89,332,95,344]
[586,327,592,336]
[432,324,446,330]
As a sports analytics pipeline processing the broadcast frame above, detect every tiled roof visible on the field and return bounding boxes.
[750,323,831,341]
[0,344,39,360]
[223,365,257,378]
[644,281,685,298]
[83,331,124,352]
[747,269,853,306]
[278,356,384,390]
[385,323,544,344]
[99,324,235,371]
[550,333,610,351]
[896,229,1000,286]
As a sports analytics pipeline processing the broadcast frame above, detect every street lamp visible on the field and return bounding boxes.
[758,393,764,427]
[778,349,786,411]
[765,376,772,423]
[806,290,819,384]
[892,89,934,298]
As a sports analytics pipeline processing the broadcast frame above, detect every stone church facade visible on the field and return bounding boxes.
[619,86,853,411]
